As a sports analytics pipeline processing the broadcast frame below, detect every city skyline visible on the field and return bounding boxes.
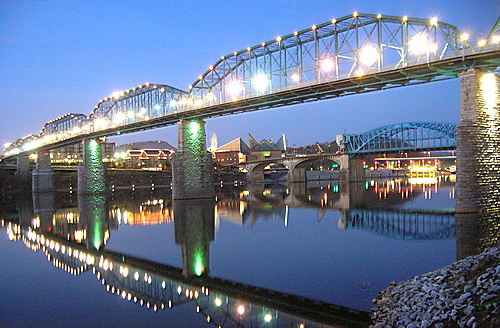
[1,0,498,153]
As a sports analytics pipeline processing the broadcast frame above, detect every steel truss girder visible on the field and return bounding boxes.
[30,84,188,144]
[41,113,87,135]
[90,84,189,119]
[486,16,500,44]
[18,84,190,153]
[343,122,457,154]
[190,13,464,104]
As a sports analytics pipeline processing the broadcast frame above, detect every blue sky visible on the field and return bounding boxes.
[0,0,498,152]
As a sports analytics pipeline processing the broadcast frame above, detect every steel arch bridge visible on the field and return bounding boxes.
[3,13,500,157]
[339,122,457,154]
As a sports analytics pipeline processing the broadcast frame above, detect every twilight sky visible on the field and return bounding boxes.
[0,0,498,152]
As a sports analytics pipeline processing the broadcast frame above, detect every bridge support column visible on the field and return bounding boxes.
[172,120,214,200]
[15,156,30,184]
[456,69,500,213]
[32,151,55,193]
[338,155,366,183]
[78,138,108,195]
[288,167,306,183]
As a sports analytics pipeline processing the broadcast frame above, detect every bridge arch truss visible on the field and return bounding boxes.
[189,14,465,107]
[341,122,457,154]
[88,84,189,126]
[342,209,456,240]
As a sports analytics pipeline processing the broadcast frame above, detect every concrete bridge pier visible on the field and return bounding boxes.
[78,138,108,195]
[338,155,366,183]
[455,69,500,258]
[287,166,306,183]
[172,120,215,200]
[456,69,500,213]
[14,156,30,184]
[32,151,55,193]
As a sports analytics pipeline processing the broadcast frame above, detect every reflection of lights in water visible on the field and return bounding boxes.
[409,177,438,185]
[15,230,375,327]
[409,166,437,172]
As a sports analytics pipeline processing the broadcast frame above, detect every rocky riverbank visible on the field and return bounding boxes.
[371,246,500,327]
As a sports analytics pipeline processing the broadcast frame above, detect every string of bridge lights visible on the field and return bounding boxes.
[15,227,281,326]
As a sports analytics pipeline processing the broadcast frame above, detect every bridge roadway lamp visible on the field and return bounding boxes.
[252,73,269,92]
[409,34,437,55]
[227,79,243,100]
[359,44,378,66]
[319,58,335,73]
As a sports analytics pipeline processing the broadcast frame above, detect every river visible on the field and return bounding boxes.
[0,175,459,327]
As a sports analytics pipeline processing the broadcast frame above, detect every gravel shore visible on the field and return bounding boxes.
[371,246,500,327]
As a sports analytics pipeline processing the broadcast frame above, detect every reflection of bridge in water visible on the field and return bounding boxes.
[0,178,461,327]
[341,209,455,240]
[217,180,456,241]
[5,171,500,325]
[13,227,371,328]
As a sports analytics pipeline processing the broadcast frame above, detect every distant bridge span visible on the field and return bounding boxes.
[231,153,348,183]
[230,122,457,183]
[339,122,457,154]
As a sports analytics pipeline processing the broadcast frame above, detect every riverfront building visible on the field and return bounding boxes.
[113,141,176,170]
[213,134,287,165]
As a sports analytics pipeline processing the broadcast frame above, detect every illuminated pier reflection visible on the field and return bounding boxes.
[174,198,215,277]
[456,210,500,260]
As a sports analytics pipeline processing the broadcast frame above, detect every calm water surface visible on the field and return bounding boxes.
[0,176,458,327]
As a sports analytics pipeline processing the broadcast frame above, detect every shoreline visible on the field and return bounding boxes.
[371,246,500,327]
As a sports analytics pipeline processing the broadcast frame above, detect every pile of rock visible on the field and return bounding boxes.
[371,246,500,327]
